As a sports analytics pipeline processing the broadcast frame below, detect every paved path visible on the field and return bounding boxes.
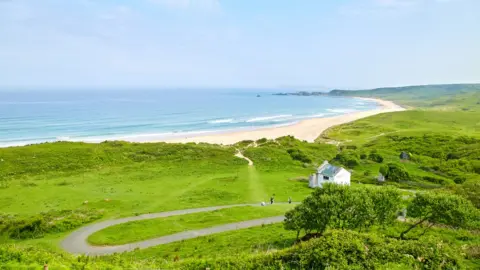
[61,204,287,255]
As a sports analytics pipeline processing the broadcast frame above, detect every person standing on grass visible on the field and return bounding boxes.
[270,195,274,204]
[288,197,292,204]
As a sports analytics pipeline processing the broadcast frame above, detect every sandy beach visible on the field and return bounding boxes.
[130,97,405,145]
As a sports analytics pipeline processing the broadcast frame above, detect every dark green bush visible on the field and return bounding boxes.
[453,176,467,185]
[0,209,103,239]
[333,151,360,168]
[256,138,268,144]
[422,175,447,185]
[368,151,384,163]
[286,149,312,163]
[381,163,411,182]
[284,184,402,237]
[180,230,463,270]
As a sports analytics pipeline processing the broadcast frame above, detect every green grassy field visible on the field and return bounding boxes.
[329,83,480,111]
[126,223,297,261]
[88,205,294,245]
[0,143,313,218]
[1,84,479,269]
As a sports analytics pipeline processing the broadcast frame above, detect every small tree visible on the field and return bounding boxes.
[368,150,384,163]
[370,187,402,227]
[453,181,480,208]
[284,204,316,240]
[381,163,410,182]
[284,184,401,239]
[453,176,467,185]
[400,192,479,239]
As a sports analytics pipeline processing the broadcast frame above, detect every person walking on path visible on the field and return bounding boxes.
[270,196,274,205]
[288,197,292,204]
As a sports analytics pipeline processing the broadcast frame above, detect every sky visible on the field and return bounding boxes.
[1,0,479,90]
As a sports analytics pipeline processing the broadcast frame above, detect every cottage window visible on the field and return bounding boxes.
[323,176,329,180]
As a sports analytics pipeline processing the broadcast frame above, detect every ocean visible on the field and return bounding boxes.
[0,89,379,147]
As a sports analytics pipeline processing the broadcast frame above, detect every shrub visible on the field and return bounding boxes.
[256,138,268,144]
[402,192,479,239]
[284,184,402,238]
[453,176,467,184]
[453,181,480,208]
[0,209,103,239]
[180,230,463,270]
[286,149,312,163]
[422,175,447,185]
[382,163,410,182]
[368,151,384,163]
[333,151,360,168]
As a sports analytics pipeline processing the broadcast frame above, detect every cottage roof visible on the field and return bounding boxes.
[317,163,342,177]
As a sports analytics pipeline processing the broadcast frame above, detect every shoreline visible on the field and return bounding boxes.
[158,97,404,145]
[1,97,404,147]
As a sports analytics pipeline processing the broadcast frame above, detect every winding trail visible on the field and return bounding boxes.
[235,150,254,166]
[61,204,288,255]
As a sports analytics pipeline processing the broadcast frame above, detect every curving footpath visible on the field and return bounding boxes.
[61,204,288,256]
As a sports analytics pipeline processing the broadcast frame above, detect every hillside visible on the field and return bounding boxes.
[329,83,480,110]
[1,86,479,269]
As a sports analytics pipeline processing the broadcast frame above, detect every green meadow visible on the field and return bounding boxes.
[0,84,479,269]
[87,205,294,245]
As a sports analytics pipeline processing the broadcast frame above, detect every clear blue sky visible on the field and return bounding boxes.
[1,0,479,89]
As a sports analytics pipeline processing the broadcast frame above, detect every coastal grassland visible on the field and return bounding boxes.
[0,139,327,268]
[87,205,294,245]
[0,139,323,256]
[1,85,480,269]
[320,110,480,144]
[318,109,480,190]
[329,83,480,110]
[123,219,479,268]
[0,140,321,217]
[2,221,477,269]
[120,223,296,261]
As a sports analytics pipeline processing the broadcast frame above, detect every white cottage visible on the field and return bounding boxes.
[309,161,351,188]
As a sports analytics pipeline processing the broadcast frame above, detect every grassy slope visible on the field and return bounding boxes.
[321,84,480,188]
[125,223,297,261]
[0,140,323,217]
[321,110,480,143]
[1,83,479,268]
[329,83,480,110]
[88,205,294,245]
[0,137,331,262]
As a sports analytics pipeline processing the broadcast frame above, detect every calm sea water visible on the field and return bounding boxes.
[0,89,378,147]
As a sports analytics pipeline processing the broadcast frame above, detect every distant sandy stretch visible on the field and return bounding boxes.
[138,97,404,145]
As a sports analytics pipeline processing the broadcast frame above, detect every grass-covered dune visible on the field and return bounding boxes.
[0,83,479,269]
[329,83,480,110]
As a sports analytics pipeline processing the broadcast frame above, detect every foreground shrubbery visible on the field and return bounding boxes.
[284,184,402,239]
[403,192,480,239]
[0,230,464,269]
[0,208,103,240]
[0,245,159,270]
[285,184,479,241]
[180,230,464,269]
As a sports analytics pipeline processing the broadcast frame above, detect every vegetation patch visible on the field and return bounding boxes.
[0,208,103,240]
[88,205,293,246]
